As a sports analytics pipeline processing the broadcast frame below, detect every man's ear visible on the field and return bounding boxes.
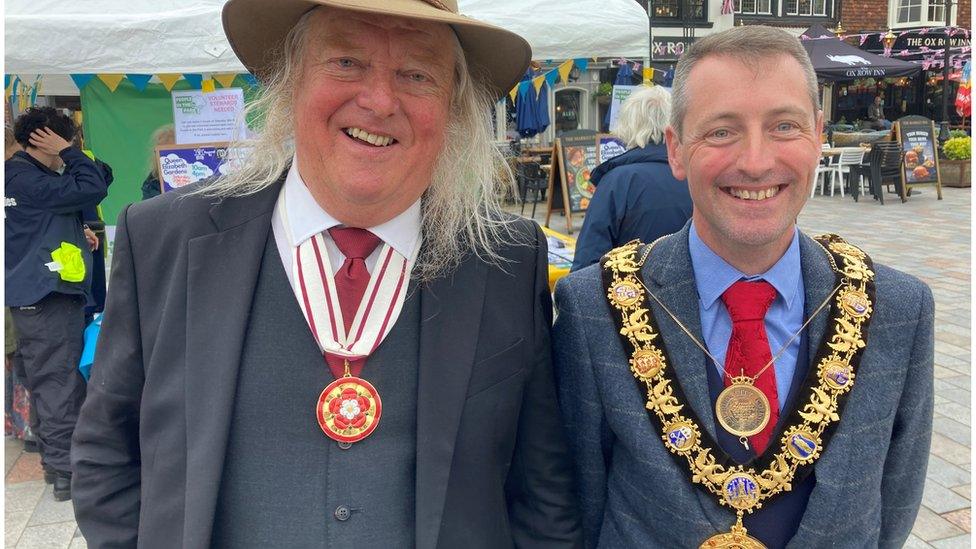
[665,125,686,181]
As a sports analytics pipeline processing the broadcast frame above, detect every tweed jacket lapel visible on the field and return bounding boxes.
[183,177,283,547]
[642,225,719,442]
[415,253,488,549]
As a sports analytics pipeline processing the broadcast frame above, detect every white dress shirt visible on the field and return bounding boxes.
[271,157,422,289]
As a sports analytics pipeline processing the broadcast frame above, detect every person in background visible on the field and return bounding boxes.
[141,124,175,200]
[570,86,692,271]
[73,129,113,320]
[867,96,892,130]
[5,107,108,501]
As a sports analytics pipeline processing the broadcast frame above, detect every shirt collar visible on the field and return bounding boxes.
[688,222,802,311]
[281,157,422,260]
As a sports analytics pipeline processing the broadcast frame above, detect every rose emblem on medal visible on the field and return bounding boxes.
[317,378,382,443]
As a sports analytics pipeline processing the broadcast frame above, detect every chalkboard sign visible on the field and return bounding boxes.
[545,130,622,234]
[893,116,943,201]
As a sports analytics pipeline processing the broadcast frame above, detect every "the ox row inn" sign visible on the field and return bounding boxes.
[651,36,696,61]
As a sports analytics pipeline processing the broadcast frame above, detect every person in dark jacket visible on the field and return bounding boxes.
[571,85,692,271]
[4,107,108,501]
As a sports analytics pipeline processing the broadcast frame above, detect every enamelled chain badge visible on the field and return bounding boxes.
[316,373,383,444]
[601,235,875,549]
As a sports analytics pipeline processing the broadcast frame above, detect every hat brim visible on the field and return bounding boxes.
[222,0,531,99]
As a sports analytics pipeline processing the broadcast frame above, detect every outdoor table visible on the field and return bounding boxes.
[542,226,575,292]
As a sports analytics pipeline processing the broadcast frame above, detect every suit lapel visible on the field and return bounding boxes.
[645,226,718,441]
[415,254,488,549]
[183,180,283,547]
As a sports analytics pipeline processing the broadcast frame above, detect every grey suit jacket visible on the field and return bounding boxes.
[553,225,934,548]
[71,179,582,548]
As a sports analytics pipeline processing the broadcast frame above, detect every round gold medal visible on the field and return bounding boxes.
[700,528,766,549]
[715,382,770,437]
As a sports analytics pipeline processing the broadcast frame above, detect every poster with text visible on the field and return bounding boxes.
[608,85,639,132]
[172,88,248,144]
[155,142,249,192]
[895,116,940,185]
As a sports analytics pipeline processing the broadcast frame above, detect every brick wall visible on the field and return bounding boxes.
[841,0,972,32]
[956,0,970,29]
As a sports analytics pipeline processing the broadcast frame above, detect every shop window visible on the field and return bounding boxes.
[645,0,708,20]
[891,0,954,27]
[785,0,828,16]
[554,89,582,134]
[734,0,772,15]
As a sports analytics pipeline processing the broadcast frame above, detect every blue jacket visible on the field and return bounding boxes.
[571,143,692,272]
[5,149,108,307]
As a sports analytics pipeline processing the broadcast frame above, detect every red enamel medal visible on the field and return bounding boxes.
[316,375,382,443]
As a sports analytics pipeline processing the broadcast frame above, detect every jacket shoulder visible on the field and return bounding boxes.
[872,261,934,310]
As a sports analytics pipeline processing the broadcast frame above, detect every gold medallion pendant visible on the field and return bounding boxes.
[316,376,382,444]
[715,378,771,437]
[700,519,766,549]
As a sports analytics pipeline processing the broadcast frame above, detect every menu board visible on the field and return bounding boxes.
[894,116,943,200]
[544,130,597,234]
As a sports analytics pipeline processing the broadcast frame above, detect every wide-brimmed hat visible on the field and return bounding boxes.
[222,0,532,99]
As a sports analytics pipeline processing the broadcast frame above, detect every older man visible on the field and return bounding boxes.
[71,1,581,547]
[554,26,933,548]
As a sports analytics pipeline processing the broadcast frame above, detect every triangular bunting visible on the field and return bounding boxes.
[183,73,203,89]
[157,73,182,91]
[544,70,559,87]
[4,75,10,92]
[532,75,545,94]
[97,74,125,92]
[240,73,259,88]
[574,58,589,72]
[557,60,574,85]
[70,74,96,91]
[643,67,654,84]
[214,73,238,88]
[126,74,153,92]
[201,78,216,93]
[509,86,518,104]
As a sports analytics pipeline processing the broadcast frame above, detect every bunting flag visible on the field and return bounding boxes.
[643,67,655,84]
[574,58,589,71]
[97,74,125,92]
[70,74,96,91]
[544,70,559,87]
[183,73,203,89]
[157,73,182,91]
[125,74,153,92]
[509,86,518,104]
[214,73,238,88]
[532,75,545,93]
[557,60,574,85]
[240,73,260,88]
[201,78,216,93]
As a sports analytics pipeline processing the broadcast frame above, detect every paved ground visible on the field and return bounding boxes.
[4,185,970,547]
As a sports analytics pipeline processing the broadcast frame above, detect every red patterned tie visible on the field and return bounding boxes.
[721,280,779,454]
[324,227,381,377]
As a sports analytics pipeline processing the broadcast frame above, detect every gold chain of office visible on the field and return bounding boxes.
[601,234,875,549]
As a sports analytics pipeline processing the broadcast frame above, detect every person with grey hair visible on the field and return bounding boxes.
[71,1,582,547]
[570,85,691,271]
[554,25,932,547]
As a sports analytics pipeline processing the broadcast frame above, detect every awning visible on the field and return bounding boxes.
[801,24,921,81]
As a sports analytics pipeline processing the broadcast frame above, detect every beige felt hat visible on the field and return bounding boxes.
[222,0,532,98]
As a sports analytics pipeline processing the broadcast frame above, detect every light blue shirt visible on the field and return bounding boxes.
[688,223,805,411]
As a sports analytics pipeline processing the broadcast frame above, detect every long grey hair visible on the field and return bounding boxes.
[197,10,520,282]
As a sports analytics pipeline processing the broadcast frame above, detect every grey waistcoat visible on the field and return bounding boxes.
[212,234,419,548]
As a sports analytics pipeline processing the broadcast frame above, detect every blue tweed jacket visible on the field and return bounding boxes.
[553,225,934,548]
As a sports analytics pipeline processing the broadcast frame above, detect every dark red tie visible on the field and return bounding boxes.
[324,227,381,378]
[721,280,779,454]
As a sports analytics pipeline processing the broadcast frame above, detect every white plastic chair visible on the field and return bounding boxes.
[825,148,864,197]
[812,144,833,197]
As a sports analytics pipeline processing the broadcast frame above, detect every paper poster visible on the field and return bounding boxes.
[172,88,248,144]
[155,142,248,192]
[608,85,639,132]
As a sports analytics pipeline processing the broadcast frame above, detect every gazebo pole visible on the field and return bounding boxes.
[938,0,954,146]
